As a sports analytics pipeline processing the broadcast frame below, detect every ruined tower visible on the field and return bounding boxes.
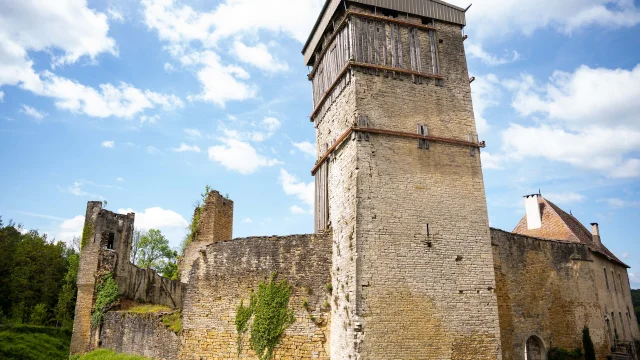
[303,1,502,359]
[70,202,135,354]
[179,190,234,282]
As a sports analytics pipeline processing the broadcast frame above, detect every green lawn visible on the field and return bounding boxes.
[0,325,71,360]
[70,349,150,360]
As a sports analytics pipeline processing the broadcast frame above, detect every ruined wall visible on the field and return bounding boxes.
[344,9,500,360]
[491,229,610,359]
[101,311,180,360]
[71,203,184,355]
[180,234,332,360]
[179,191,234,282]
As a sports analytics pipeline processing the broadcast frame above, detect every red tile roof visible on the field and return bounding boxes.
[512,197,628,268]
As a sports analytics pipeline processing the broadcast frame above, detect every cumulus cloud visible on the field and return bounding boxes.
[172,143,201,153]
[208,138,281,174]
[0,91,4,102]
[184,128,202,138]
[466,42,520,66]
[544,192,586,204]
[290,205,308,215]
[471,74,502,136]
[20,105,47,119]
[117,207,189,247]
[597,198,640,208]
[481,152,504,170]
[55,215,85,245]
[292,141,316,157]
[142,0,322,106]
[279,169,314,208]
[0,1,183,119]
[140,114,160,124]
[220,116,282,143]
[101,140,115,148]
[448,0,640,40]
[232,42,288,72]
[65,181,104,199]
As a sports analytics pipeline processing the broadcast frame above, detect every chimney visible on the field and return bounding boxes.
[590,223,602,246]
[524,194,542,230]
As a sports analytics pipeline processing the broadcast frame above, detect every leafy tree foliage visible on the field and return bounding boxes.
[582,327,595,360]
[0,218,77,327]
[632,289,640,327]
[131,229,179,280]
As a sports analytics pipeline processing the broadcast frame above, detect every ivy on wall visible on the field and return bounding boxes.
[90,273,119,328]
[235,273,295,360]
[80,223,93,250]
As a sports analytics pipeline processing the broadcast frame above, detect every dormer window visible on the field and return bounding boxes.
[107,232,115,250]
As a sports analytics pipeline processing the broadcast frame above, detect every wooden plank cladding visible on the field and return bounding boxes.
[311,126,486,175]
[309,11,442,122]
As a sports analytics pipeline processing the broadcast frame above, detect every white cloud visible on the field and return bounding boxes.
[142,0,323,106]
[293,141,316,157]
[20,71,183,119]
[147,145,161,155]
[289,205,308,215]
[117,207,188,230]
[107,7,124,22]
[279,169,313,207]
[629,272,640,289]
[142,0,322,45]
[55,215,85,244]
[0,0,177,121]
[117,207,189,247]
[471,74,501,136]
[544,192,586,204]
[101,140,115,148]
[208,138,280,174]
[164,62,176,72]
[466,42,520,66]
[597,198,640,208]
[182,50,257,106]
[502,124,640,178]
[66,181,103,199]
[0,0,117,70]
[242,218,253,223]
[172,143,201,153]
[220,116,281,142]
[20,105,47,119]
[511,65,640,130]
[0,91,4,102]
[116,177,125,182]
[448,0,640,41]
[184,128,202,138]
[232,42,288,72]
[140,114,160,124]
[490,65,640,178]
[481,152,504,170]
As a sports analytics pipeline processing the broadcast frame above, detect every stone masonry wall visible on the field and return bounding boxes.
[314,68,358,359]
[180,234,332,360]
[347,10,502,360]
[491,229,608,359]
[180,191,234,282]
[591,253,640,344]
[101,311,180,360]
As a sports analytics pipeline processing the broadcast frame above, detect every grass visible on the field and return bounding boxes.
[0,324,72,360]
[70,348,150,360]
[161,311,182,334]
[126,304,171,314]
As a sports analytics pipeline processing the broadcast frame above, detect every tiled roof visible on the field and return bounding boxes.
[512,197,628,268]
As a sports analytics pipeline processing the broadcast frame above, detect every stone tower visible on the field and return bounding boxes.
[70,202,135,354]
[179,190,234,282]
[303,1,502,359]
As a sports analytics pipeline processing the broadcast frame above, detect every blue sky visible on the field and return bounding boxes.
[0,0,639,286]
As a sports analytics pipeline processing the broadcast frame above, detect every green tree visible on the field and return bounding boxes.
[29,303,48,325]
[583,327,596,360]
[135,229,178,279]
[54,251,79,329]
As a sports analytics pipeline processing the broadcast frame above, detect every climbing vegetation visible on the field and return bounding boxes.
[161,311,182,334]
[180,185,212,254]
[90,273,119,328]
[235,273,295,360]
[81,223,93,250]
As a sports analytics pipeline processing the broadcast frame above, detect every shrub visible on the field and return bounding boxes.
[548,347,583,360]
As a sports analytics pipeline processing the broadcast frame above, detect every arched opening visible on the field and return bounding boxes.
[525,336,546,360]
